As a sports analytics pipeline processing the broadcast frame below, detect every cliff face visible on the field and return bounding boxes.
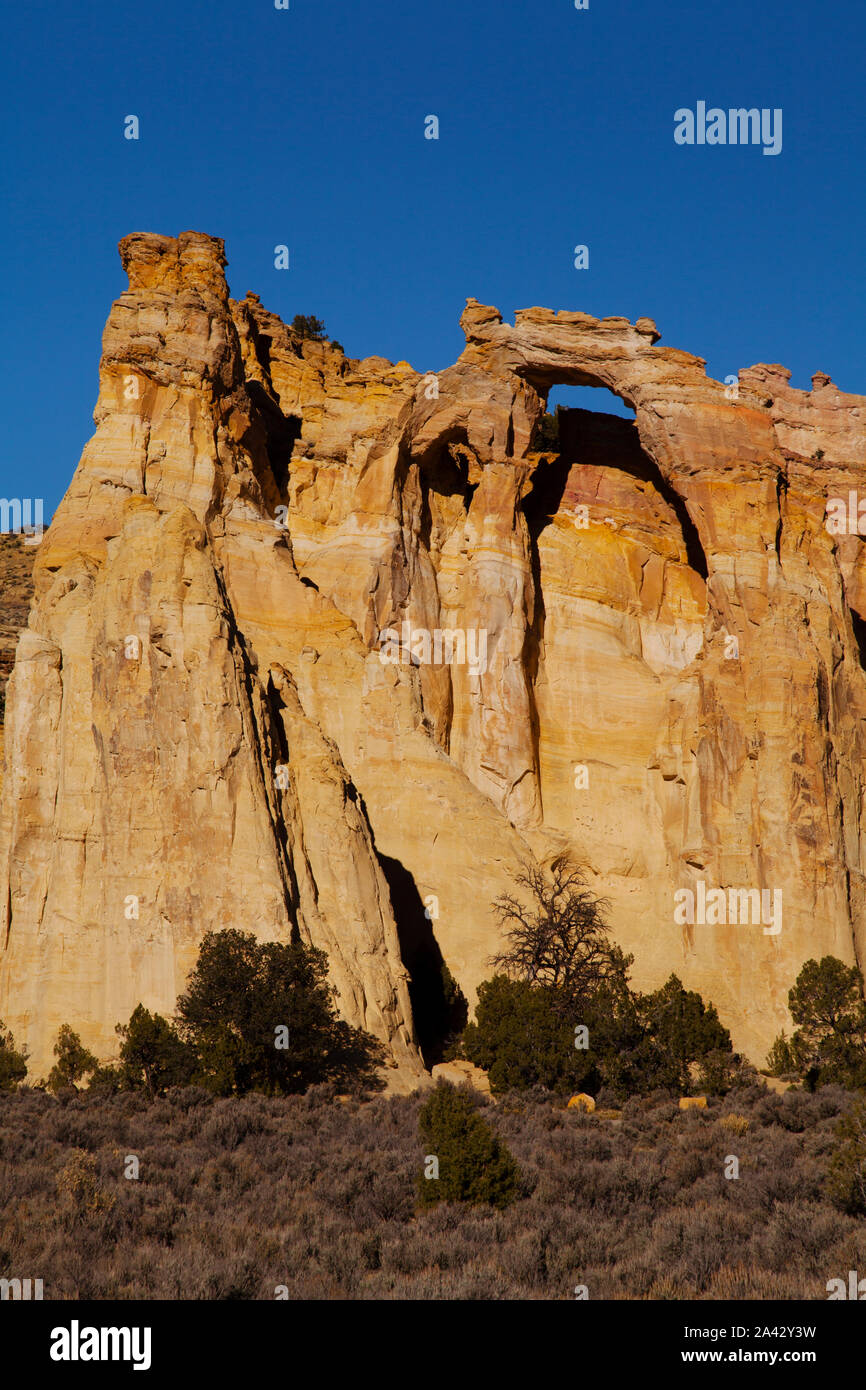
[2,230,865,1081]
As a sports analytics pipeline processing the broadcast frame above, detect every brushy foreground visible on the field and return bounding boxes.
[1,1082,864,1300]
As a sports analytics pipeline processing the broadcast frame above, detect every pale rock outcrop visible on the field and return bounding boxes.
[2,230,866,1081]
[431,1060,492,1095]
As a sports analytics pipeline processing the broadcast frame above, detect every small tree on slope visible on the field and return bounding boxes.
[417,1081,521,1209]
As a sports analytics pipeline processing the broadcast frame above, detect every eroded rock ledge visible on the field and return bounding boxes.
[2,229,865,1081]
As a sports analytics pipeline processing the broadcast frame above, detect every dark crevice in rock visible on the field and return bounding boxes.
[656,482,708,582]
[775,469,787,564]
[849,609,866,672]
[247,380,301,496]
[522,452,572,540]
[252,330,273,378]
[417,430,476,509]
[376,852,468,1069]
[521,453,571,819]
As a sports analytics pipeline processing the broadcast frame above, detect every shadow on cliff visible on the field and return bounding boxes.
[376,852,468,1069]
[520,403,709,803]
[522,405,709,650]
[849,608,866,671]
[528,405,708,580]
[246,379,302,495]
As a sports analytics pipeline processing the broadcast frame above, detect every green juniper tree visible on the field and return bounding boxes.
[47,1025,99,1093]
[417,1081,521,1209]
[768,957,866,1089]
[290,314,327,341]
[637,974,734,1093]
[0,1020,28,1092]
[115,1005,196,1098]
[175,929,383,1096]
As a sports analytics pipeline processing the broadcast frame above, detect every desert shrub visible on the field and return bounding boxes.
[55,1149,116,1219]
[531,409,560,453]
[416,1082,521,1209]
[163,1085,214,1112]
[827,1096,866,1214]
[718,1112,750,1136]
[0,1020,28,1091]
[706,1263,805,1299]
[176,929,383,1097]
[773,1090,818,1133]
[3,1059,864,1299]
[47,1025,98,1094]
[752,1200,847,1273]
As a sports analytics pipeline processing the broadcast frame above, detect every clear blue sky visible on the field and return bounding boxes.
[2,0,863,515]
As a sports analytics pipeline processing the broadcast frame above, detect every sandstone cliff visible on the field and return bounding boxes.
[2,229,865,1081]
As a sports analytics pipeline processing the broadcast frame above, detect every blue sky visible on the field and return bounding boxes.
[2,0,863,515]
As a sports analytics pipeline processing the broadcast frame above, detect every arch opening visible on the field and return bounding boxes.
[546,383,636,422]
[526,383,708,582]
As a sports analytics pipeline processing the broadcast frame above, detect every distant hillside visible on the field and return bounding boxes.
[0,534,37,746]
